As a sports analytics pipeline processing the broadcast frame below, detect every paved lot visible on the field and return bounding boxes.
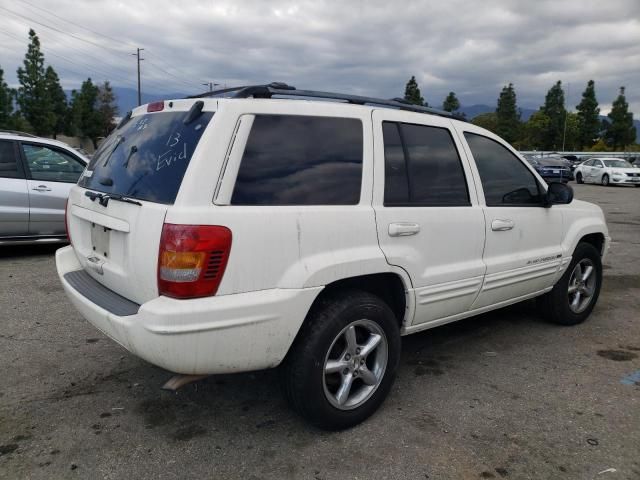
[1,184,639,480]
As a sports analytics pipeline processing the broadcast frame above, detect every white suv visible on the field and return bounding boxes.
[56,83,610,429]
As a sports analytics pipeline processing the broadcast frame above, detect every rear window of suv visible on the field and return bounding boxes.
[79,110,214,204]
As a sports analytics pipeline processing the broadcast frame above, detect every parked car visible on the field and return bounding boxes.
[574,157,640,186]
[56,83,609,430]
[525,155,574,183]
[0,131,88,245]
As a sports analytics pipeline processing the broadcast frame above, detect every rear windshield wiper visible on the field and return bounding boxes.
[84,190,142,207]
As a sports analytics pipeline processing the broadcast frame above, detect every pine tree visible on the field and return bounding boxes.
[70,78,102,148]
[0,67,14,129]
[471,112,498,133]
[16,29,54,135]
[404,76,425,106]
[575,80,600,149]
[604,87,636,150]
[44,66,67,138]
[442,92,460,112]
[541,81,566,150]
[97,81,118,137]
[495,83,520,143]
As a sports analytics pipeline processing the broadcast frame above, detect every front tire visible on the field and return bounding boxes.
[538,242,602,325]
[576,172,584,184]
[601,174,609,186]
[281,290,401,430]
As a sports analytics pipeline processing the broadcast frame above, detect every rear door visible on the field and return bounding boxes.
[372,110,486,326]
[458,127,563,309]
[0,139,29,236]
[20,142,86,235]
[68,101,216,304]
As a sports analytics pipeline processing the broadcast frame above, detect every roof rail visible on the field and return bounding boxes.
[188,82,464,120]
[0,129,38,138]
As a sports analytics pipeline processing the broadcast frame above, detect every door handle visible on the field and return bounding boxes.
[32,185,52,192]
[491,219,515,231]
[389,222,420,237]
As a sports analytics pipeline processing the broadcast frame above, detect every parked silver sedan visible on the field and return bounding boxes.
[0,131,88,245]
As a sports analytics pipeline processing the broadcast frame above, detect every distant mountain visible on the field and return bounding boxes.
[458,104,537,121]
[111,87,188,115]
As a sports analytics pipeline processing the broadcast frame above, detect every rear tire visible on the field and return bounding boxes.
[601,174,609,186]
[281,289,401,430]
[576,172,584,184]
[538,242,602,325]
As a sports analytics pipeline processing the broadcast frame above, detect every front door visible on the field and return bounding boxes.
[20,142,85,235]
[372,110,486,326]
[458,127,564,309]
[0,140,29,237]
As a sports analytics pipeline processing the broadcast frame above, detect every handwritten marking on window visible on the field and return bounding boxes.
[135,118,150,131]
[157,143,188,171]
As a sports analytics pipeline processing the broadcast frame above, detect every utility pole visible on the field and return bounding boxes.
[562,82,570,151]
[202,82,220,92]
[132,48,144,106]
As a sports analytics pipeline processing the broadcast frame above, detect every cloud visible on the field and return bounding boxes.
[0,0,639,113]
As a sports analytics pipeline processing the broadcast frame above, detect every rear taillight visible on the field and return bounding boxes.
[157,224,232,299]
[65,197,72,244]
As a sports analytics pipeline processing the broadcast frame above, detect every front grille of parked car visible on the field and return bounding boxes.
[627,172,640,177]
[204,251,225,280]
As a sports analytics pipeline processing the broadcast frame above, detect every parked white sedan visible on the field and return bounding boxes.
[574,157,640,187]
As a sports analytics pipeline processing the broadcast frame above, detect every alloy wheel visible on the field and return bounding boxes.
[323,319,388,410]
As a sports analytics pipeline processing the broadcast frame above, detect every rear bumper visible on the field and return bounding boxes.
[56,245,322,374]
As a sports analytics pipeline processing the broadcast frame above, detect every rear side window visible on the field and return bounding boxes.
[0,140,22,179]
[231,115,363,205]
[382,121,469,206]
[464,132,541,206]
[79,111,214,204]
[22,144,85,183]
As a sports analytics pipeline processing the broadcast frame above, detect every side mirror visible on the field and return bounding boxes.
[544,182,573,207]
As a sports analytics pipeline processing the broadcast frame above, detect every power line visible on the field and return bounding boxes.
[14,0,136,49]
[0,6,128,55]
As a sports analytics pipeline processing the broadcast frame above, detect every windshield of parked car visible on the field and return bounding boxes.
[78,110,214,204]
[602,159,632,168]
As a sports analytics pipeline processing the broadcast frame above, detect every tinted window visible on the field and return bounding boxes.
[464,132,541,206]
[383,122,469,206]
[231,115,363,205]
[583,159,593,166]
[79,111,214,204]
[0,140,21,179]
[382,122,409,205]
[22,144,85,183]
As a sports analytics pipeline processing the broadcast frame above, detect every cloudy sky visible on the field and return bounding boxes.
[1,0,639,113]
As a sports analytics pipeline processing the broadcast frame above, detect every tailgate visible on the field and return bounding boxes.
[67,187,167,304]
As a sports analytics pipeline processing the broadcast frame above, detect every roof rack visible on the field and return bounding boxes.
[188,82,464,120]
[0,129,38,138]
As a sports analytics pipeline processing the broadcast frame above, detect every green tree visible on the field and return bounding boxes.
[404,76,425,106]
[44,66,68,138]
[471,112,498,133]
[541,80,566,150]
[16,29,54,135]
[0,66,14,129]
[575,80,600,149]
[520,111,551,150]
[69,78,102,147]
[495,83,520,144]
[603,86,636,150]
[442,91,460,112]
[97,81,118,137]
